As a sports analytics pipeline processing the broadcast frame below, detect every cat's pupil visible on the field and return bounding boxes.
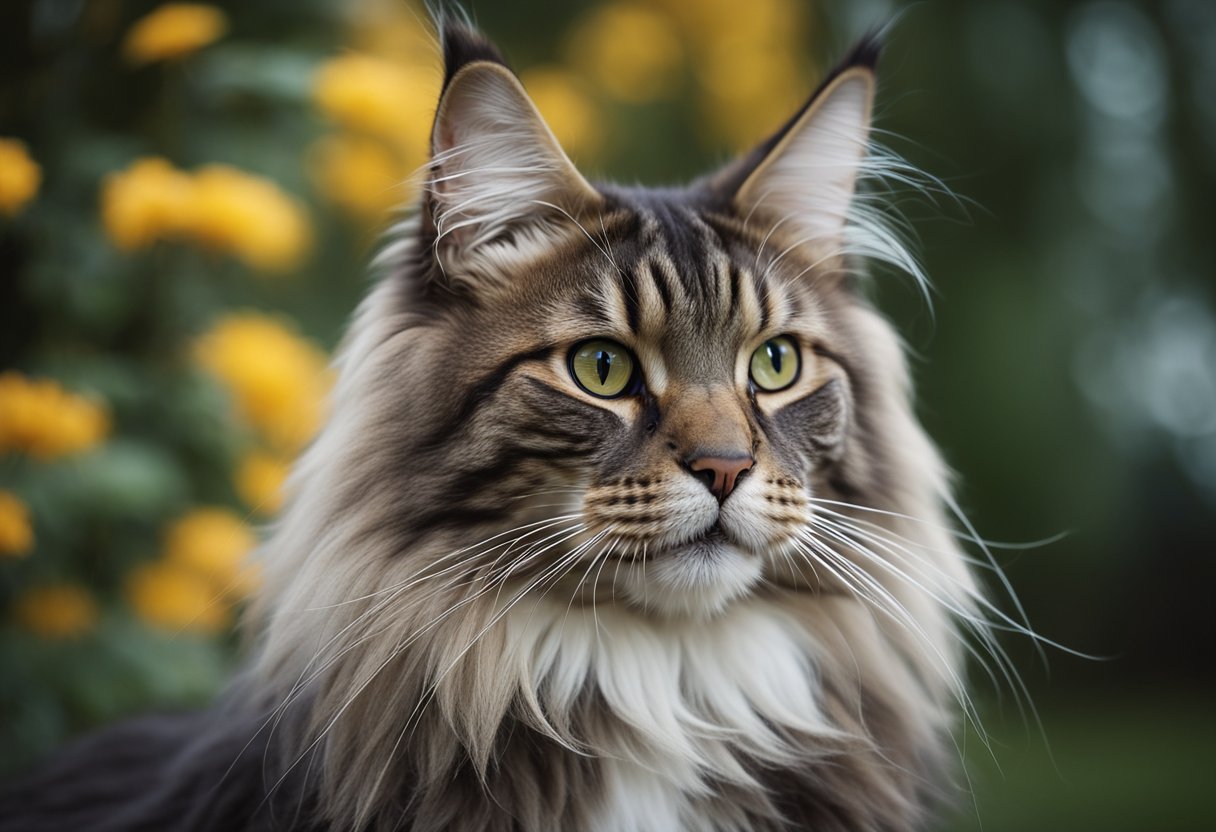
[596,351,611,385]
[767,341,783,374]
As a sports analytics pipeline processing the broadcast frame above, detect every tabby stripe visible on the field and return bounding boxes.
[574,293,609,324]
[521,423,594,443]
[727,263,741,321]
[812,344,855,381]
[827,474,863,499]
[453,437,593,492]
[618,265,641,334]
[428,444,592,526]
[408,439,594,539]
[409,505,511,538]
[711,256,729,309]
[756,273,772,331]
[645,260,674,315]
[434,346,552,442]
[699,217,729,306]
[653,205,702,304]
[520,377,632,423]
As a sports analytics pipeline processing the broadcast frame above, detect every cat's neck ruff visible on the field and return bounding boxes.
[493,590,939,831]
[507,594,825,830]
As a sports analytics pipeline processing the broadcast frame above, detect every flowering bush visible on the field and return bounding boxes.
[1,0,348,772]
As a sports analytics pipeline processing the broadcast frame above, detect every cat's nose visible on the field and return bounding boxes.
[686,454,754,502]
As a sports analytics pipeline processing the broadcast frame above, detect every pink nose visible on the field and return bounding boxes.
[687,455,754,502]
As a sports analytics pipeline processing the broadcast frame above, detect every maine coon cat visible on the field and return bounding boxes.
[1,19,1023,832]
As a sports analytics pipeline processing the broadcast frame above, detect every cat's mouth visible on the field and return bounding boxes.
[685,523,732,552]
[618,521,764,616]
[679,521,752,557]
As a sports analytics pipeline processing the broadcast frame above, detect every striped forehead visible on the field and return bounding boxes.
[583,201,796,377]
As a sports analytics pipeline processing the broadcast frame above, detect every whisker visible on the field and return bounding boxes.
[805,520,1027,722]
[792,535,991,750]
[807,496,1057,556]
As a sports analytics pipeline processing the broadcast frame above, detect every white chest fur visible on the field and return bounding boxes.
[504,597,835,831]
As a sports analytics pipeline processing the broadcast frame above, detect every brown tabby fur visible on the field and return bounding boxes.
[1,19,998,832]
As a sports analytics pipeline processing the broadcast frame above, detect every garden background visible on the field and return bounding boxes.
[1,1,1213,829]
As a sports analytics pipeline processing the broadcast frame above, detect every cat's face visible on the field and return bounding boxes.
[372,29,893,618]
[414,197,865,615]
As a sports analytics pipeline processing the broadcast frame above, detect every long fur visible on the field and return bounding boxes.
[1,21,1031,832]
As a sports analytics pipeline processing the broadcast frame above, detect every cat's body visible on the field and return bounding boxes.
[2,22,997,832]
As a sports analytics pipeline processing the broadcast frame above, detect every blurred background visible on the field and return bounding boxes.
[0,0,1212,828]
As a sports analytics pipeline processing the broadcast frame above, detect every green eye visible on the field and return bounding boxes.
[749,336,800,392]
[569,339,637,398]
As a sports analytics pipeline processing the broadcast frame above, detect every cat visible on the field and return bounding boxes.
[1,19,1012,832]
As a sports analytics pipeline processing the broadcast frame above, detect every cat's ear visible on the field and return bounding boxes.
[422,22,600,264]
[710,37,880,245]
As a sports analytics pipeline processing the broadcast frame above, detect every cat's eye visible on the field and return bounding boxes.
[749,336,800,392]
[569,339,637,398]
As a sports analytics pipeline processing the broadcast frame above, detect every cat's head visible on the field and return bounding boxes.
[366,23,917,617]
[264,22,959,626]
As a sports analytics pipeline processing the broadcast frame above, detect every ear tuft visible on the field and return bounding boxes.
[438,16,510,95]
[836,29,883,73]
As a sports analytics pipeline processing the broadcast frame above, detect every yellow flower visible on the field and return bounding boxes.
[100,159,310,272]
[122,3,228,65]
[236,450,290,515]
[565,4,684,103]
[0,138,41,218]
[0,372,109,459]
[308,134,411,221]
[195,313,332,452]
[519,67,602,161]
[312,54,438,164]
[101,157,196,250]
[13,584,98,639]
[126,560,230,633]
[163,507,259,596]
[0,490,33,557]
[190,165,311,273]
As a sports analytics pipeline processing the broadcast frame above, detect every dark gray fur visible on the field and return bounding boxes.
[0,697,320,832]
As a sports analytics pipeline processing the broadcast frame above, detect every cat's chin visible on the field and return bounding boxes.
[617,531,764,618]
